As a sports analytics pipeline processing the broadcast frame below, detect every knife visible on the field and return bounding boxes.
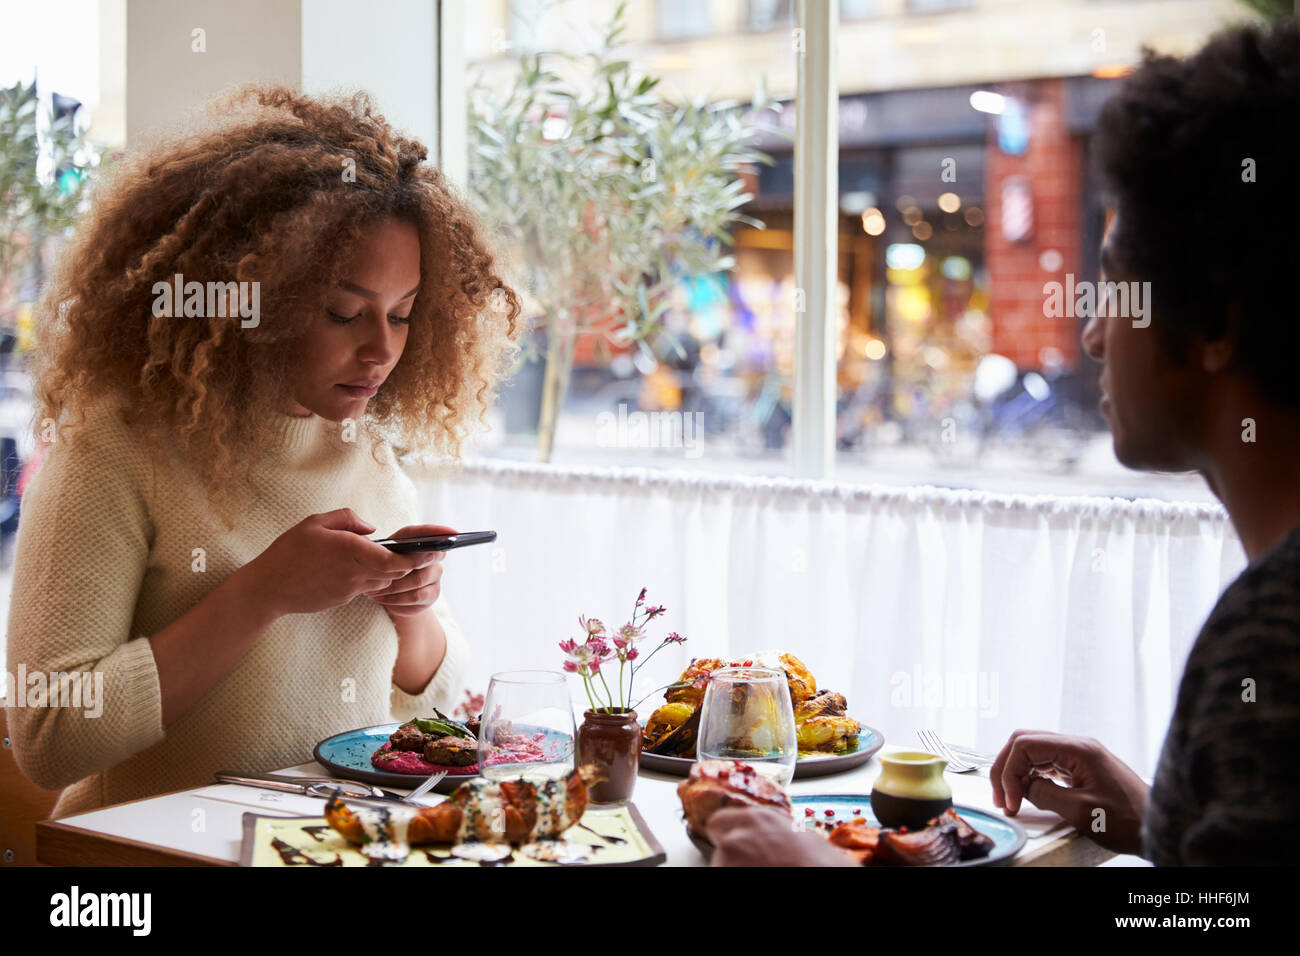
[214,771,407,802]
[323,791,430,812]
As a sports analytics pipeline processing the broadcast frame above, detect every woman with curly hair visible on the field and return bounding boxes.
[4,85,521,816]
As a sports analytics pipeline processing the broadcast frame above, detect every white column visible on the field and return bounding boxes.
[301,0,438,153]
[124,0,302,146]
[123,0,439,157]
[436,0,466,188]
[792,0,838,479]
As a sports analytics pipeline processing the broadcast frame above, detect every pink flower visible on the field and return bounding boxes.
[579,615,606,638]
[636,587,647,606]
[560,634,611,678]
[617,623,642,644]
[664,632,686,644]
[626,647,639,662]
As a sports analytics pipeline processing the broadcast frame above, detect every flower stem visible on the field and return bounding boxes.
[632,638,671,677]
[581,675,598,715]
[632,679,691,712]
[596,668,616,713]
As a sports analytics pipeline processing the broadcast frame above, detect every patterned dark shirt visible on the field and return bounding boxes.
[1141,522,1300,864]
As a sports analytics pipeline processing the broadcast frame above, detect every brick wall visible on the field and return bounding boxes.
[985,78,1084,369]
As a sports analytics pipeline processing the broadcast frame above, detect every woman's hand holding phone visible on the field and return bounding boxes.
[245,509,442,618]
[363,523,457,618]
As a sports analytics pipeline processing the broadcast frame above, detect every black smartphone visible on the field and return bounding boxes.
[373,530,497,554]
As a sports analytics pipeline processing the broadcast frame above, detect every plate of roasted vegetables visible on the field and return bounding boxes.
[677,761,1026,866]
[639,652,883,778]
[313,711,566,795]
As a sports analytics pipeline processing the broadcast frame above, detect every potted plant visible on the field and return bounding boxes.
[560,587,686,803]
[467,1,779,461]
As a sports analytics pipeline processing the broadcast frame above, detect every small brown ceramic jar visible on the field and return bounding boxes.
[576,709,640,804]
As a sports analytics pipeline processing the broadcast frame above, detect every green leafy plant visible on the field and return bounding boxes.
[1236,0,1294,19]
[467,1,780,461]
[0,79,102,315]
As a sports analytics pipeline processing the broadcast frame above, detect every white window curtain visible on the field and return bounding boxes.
[411,459,1246,779]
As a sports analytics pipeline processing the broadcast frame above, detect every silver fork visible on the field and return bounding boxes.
[945,743,996,764]
[402,770,447,803]
[917,730,982,774]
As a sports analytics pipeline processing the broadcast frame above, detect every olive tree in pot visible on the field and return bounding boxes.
[467,2,779,461]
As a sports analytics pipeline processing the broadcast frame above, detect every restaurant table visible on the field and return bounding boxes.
[36,745,1122,867]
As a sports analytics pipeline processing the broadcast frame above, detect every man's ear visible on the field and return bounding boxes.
[1198,302,1240,374]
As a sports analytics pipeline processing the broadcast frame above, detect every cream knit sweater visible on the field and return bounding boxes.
[4,393,469,817]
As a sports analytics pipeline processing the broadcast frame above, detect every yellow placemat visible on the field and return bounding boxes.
[239,804,665,867]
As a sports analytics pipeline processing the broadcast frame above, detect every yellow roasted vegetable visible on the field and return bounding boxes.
[797,715,862,753]
[795,689,848,722]
[778,653,817,704]
[645,702,695,739]
[641,652,859,759]
[664,658,726,708]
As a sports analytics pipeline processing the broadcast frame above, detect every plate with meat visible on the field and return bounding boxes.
[677,761,1026,866]
[639,652,884,778]
[789,793,1026,866]
[313,711,567,795]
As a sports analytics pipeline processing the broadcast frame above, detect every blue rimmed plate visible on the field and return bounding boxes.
[639,724,885,779]
[315,722,577,795]
[789,795,1026,867]
[313,723,477,794]
[780,796,1024,868]
[688,795,1026,866]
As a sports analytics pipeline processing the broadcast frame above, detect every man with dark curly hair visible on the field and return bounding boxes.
[707,17,1300,866]
[986,15,1300,868]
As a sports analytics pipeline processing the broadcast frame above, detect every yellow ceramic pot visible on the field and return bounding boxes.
[870,751,953,829]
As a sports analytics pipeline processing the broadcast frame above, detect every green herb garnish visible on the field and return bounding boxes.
[413,712,473,740]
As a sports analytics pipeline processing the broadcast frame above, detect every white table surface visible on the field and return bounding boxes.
[48,744,1085,866]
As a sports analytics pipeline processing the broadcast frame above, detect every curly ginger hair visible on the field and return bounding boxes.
[31,84,521,527]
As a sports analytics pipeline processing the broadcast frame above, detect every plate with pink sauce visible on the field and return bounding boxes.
[313,719,568,796]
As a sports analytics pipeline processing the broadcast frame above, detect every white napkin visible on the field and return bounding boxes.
[946,768,1069,839]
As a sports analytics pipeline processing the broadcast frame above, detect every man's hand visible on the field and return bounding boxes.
[989,730,1150,855]
[707,807,860,867]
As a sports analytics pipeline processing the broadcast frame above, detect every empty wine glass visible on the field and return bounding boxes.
[697,666,797,788]
[478,670,576,783]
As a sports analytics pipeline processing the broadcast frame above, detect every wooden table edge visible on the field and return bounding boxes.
[37,819,233,867]
[31,780,267,867]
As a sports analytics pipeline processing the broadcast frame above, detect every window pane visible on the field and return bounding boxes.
[906,0,973,13]
[464,1,797,472]
[746,0,794,31]
[840,0,880,19]
[658,0,712,39]
[832,1,1235,501]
